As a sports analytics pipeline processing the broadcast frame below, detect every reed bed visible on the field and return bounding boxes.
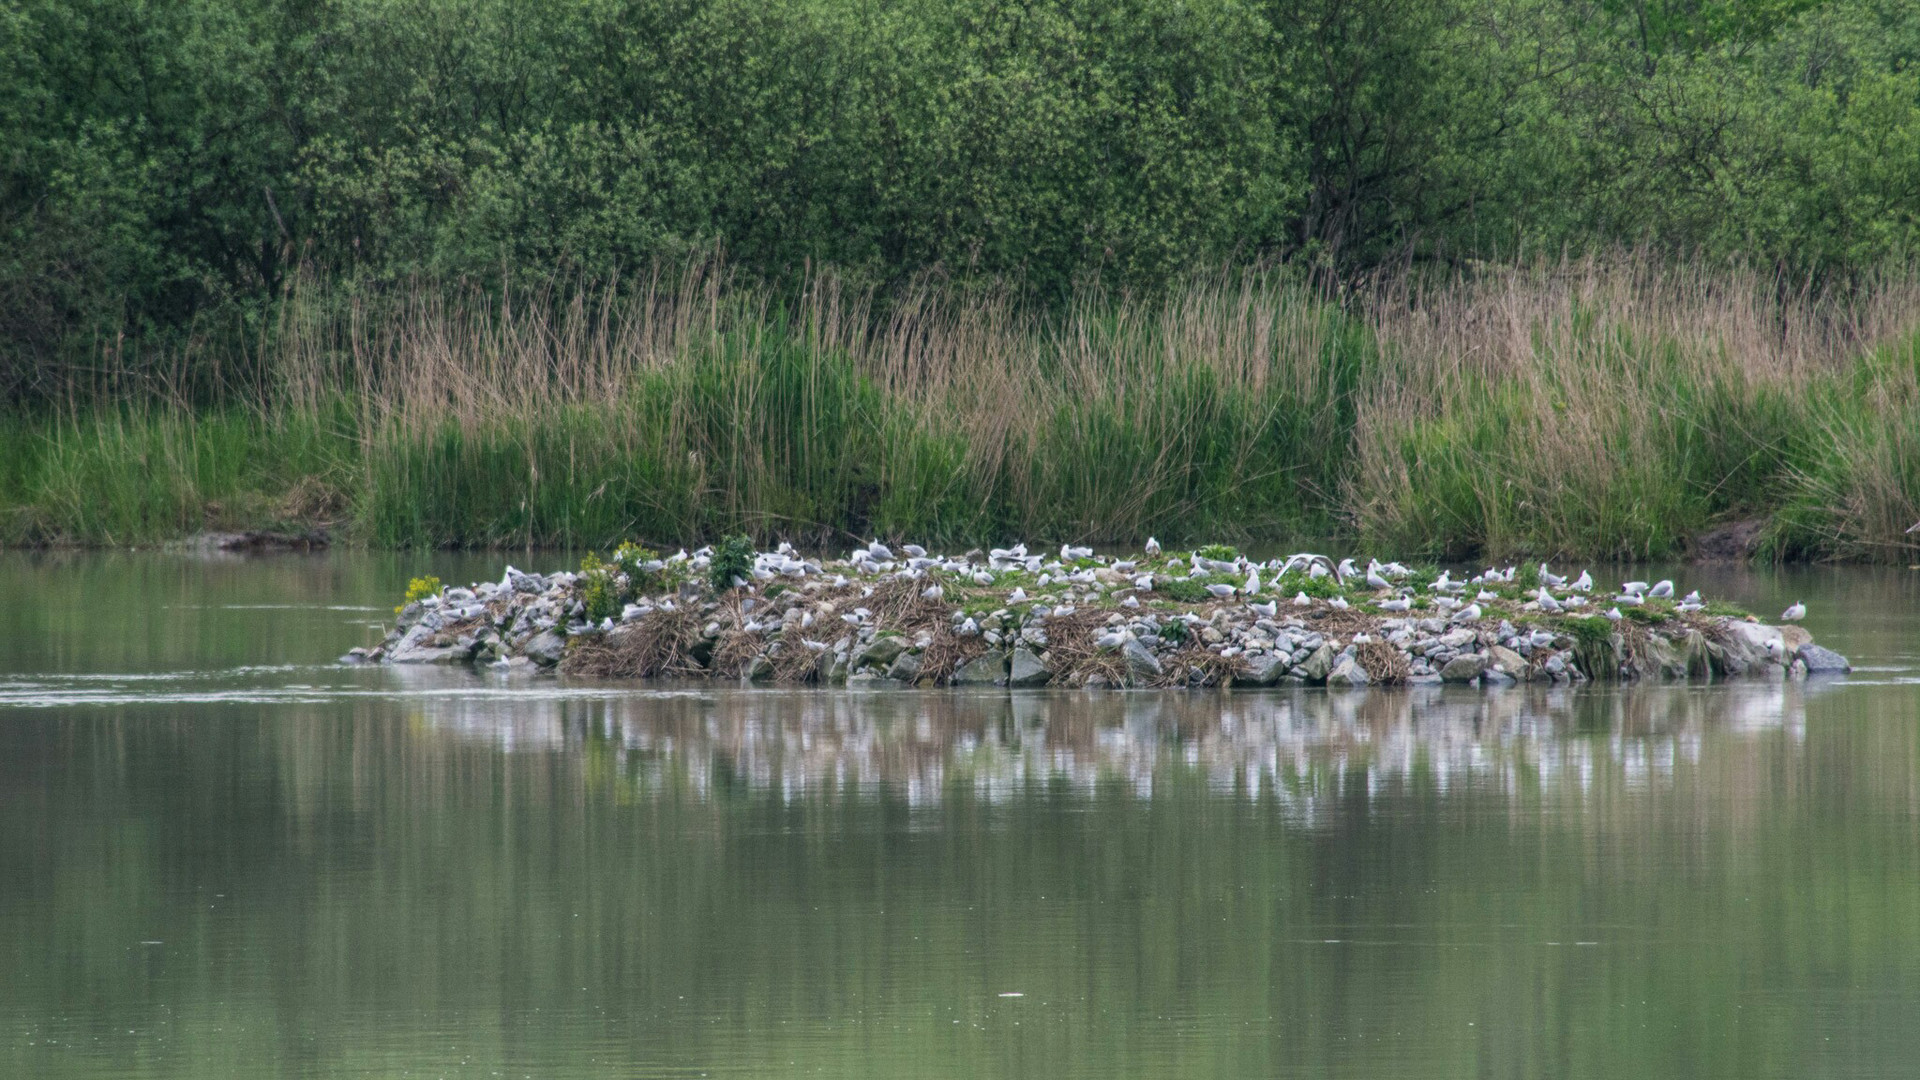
[3,254,1918,560]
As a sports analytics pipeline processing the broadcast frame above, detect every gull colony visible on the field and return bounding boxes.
[351,540,1849,687]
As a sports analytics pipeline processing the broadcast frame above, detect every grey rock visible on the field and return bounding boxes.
[887,650,924,683]
[1439,654,1486,683]
[1008,647,1052,687]
[1328,656,1370,687]
[1439,628,1477,649]
[856,634,908,670]
[814,647,845,685]
[523,629,567,667]
[1482,668,1517,687]
[1234,653,1289,687]
[1293,644,1336,683]
[1797,642,1851,675]
[389,642,473,664]
[1487,644,1526,679]
[952,650,1009,685]
[1122,639,1163,681]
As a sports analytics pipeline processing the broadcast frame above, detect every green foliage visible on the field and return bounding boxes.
[709,534,756,593]
[398,576,442,613]
[1273,570,1343,599]
[1560,616,1616,648]
[577,553,622,623]
[1158,618,1190,644]
[7,0,1920,400]
[1196,544,1240,562]
[1155,578,1215,603]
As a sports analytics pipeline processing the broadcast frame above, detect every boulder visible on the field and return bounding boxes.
[1328,656,1370,687]
[1487,645,1527,680]
[1122,639,1163,682]
[855,634,908,670]
[1292,644,1336,683]
[1439,654,1485,683]
[814,647,846,685]
[1234,653,1289,687]
[952,650,1009,685]
[523,630,567,668]
[887,650,923,683]
[1796,642,1852,675]
[1008,647,1052,687]
[389,642,472,664]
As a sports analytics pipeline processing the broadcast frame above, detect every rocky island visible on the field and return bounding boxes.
[348,540,1851,687]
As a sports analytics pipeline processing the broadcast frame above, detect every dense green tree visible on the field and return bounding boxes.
[3,0,1918,397]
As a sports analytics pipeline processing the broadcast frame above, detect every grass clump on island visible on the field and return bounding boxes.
[4,256,1920,562]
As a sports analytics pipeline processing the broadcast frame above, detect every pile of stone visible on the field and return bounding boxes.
[344,542,1850,687]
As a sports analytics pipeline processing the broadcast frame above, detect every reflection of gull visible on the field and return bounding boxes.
[380,676,1807,825]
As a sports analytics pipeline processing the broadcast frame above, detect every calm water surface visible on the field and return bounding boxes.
[2,551,1918,1079]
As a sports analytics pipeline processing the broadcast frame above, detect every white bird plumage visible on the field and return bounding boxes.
[1781,601,1806,621]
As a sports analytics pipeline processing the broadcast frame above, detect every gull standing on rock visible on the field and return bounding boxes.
[1450,603,1482,623]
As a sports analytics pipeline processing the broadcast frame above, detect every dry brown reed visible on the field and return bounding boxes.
[560,606,703,678]
[1356,640,1410,684]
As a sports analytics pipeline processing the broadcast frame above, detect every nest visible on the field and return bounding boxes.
[1038,608,1126,684]
[559,606,702,678]
[865,576,952,634]
[1355,639,1409,684]
[1151,646,1243,688]
[768,639,826,683]
[918,623,987,684]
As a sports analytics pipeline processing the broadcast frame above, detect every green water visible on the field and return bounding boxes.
[3,551,1918,1079]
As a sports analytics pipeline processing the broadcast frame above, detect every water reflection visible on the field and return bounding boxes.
[374,677,1844,813]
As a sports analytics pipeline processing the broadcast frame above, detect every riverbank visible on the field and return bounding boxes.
[5,257,1919,563]
[353,541,1850,687]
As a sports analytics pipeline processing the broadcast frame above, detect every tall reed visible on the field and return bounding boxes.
[4,254,1917,560]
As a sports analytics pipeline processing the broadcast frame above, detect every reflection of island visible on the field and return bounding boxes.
[381,678,1824,812]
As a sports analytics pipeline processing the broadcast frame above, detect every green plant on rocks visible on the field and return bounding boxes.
[577,553,622,623]
[397,575,442,613]
[709,534,756,592]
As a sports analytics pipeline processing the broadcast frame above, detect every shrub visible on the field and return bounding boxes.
[397,575,442,613]
[709,534,756,592]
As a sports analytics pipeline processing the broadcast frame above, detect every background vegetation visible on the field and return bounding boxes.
[3,0,1920,558]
